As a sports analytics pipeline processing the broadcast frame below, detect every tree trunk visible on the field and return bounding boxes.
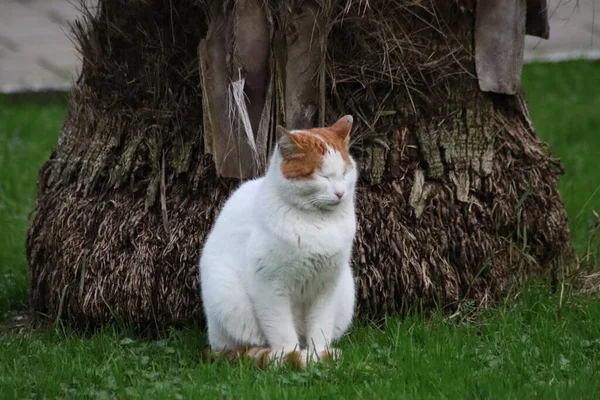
[27,0,569,326]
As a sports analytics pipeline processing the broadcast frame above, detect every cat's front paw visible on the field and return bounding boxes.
[268,349,308,370]
[308,347,342,363]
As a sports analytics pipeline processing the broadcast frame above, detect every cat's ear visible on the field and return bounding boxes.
[329,115,353,144]
[277,126,298,159]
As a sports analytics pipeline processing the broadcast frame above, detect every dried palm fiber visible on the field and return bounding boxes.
[27,0,570,326]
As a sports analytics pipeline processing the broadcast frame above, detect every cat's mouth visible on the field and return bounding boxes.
[318,197,343,209]
[296,195,344,211]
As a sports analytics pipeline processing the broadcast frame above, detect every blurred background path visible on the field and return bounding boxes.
[1,0,599,93]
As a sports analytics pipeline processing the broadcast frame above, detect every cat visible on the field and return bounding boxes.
[199,115,358,369]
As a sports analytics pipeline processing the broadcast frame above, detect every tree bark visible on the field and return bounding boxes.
[27,0,569,326]
[199,0,272,178]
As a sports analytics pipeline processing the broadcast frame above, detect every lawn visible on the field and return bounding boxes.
[0,61,599,399]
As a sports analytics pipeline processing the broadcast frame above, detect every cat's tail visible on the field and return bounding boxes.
[205,347,306,369]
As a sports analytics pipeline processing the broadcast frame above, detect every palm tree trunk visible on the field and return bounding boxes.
[27,0,569,325]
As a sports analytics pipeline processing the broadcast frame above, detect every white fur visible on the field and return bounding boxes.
[199,142,357,362]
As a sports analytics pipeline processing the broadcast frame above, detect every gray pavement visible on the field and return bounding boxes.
[525,0,600,61]
[0,0,599,93]
[0,0,94,92]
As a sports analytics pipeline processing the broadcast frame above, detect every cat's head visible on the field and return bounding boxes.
[272,115,357,211]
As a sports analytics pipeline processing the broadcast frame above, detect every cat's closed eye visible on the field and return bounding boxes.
[318,171,350,180]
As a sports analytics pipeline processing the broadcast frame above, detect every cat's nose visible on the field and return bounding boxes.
[335,191,345,199]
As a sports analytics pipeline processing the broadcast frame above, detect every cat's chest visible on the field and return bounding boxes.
[253,208,355,281]
[278,214,355,252]
[274,246,342,295]
[287,247,339,268]
[272,223,350,280]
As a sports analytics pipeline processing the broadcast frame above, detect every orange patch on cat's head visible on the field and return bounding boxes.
[277,115,353,180]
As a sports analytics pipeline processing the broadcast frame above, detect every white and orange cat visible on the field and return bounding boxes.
[199,115,357,368]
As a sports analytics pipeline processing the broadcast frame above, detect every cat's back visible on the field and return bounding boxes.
[201,178,263,259]
[219,178,263,221]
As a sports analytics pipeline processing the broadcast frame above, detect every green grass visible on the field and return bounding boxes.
[1,289,599,399]
[0,93,69,315]
[1,62,599,399]
[522,61,600,257]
